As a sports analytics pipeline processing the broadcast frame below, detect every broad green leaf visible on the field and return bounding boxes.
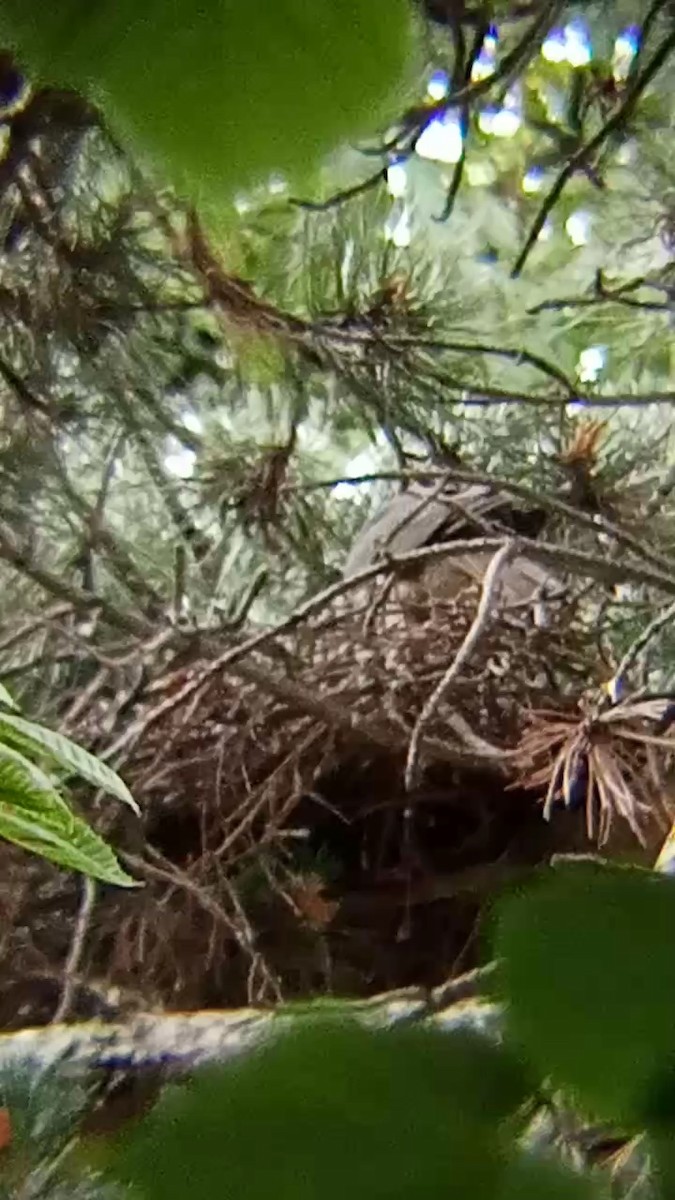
[0,1,412,204]
[110,1024,531,1200]
[0,740,72,811]
[0,711,138,813]
[494,862,675,1125]
[0,787,135,892]
[0,754,135,885]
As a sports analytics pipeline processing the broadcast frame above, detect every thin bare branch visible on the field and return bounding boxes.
[318,326,578,394]
[289,167,386,213]
[0,521,152,637]
[436,386,675,408]
[528,271,674,316]
[512,29,675,278]
[51,875,96,1024]
[404,540,517,789]
[434,20,487,222]
[369,0,563,156]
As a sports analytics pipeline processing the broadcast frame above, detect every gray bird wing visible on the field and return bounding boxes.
[422,551,558,605]
[343,483,492,578]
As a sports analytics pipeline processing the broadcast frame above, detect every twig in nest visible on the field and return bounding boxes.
[362,572,396,635]
[123,848,283,1004]
[405,539,517,789]
[51,875,96,1024]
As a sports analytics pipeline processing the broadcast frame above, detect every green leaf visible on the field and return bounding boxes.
[109,1024,531,1200]
[0,787,135,883]
[0,740,73,810]
[494,862,675,1125]
[0,0,412,203]
[0,711,138,813]
[0,757,136,886]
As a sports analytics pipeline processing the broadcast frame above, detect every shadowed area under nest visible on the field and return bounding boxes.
[0,564,673,1029]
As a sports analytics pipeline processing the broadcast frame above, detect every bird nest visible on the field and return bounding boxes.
[0,574,673,1027]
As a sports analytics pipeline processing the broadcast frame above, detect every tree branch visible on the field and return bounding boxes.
[404,540,517,788]
[289,167,387,212]
[528,271,674,316]
[512,29,675,278]
[369,0,564,156]
[0,522,152,637]
[316,326,578,393]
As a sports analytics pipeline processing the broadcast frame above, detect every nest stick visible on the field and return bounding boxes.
[405,540,516,790]
[51,875,96,1024]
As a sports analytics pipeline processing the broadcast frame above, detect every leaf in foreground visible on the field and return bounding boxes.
[109,1023,531,1200]
[494,862,675,1125]
[0,794,135,885]
[0,755,135,885]
[0,710,138,812]
[0,0,412,203]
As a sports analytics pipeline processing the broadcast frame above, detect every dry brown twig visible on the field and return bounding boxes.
[124,848,283,1004]
[51,874,96,1024]
[97,530,675,774]
[404,540,517,790]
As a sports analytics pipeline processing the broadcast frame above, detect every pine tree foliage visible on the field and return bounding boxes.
[0,0,670,907]
[0,1,673,698]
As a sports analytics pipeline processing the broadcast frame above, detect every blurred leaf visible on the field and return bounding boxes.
[0,1063,125,1200]
[494,863,675,1125]
[499,1153,608,1200]
[109,1023,532,1200]
[649,1131,675,1199]
[0,0,411,203]
[0,710,138,812]
[0,739,75,808]
[0,1063,91,1160]
[0,755,136,886]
